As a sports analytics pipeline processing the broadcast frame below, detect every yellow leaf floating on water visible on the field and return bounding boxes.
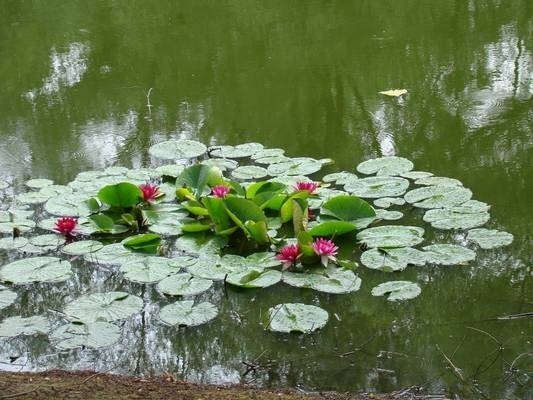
[379,89,408,97]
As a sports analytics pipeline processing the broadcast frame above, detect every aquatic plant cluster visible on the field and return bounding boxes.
[0,139,513,346]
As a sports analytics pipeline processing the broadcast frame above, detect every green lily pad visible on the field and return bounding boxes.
[245,252,281,268]
[404,185,472,209]
[0,257,72,284]
[400,171,433,180]
[423,208,490,230]
[0,315,51,337]
[39,184,73,197]
[64,292,143,323]
[209,143,263,158]
[149,139,207,160]
[308,221,357,237]
[423,244,476,265]
[0,237,29,251]
[51,321,121,350]
[103,166,129,176]
[15,191,52,205]
[0,287,17,310]
[466,229,514,249]
[253,155,291,165]
[44,194,91,217]
[357,226,424,248]
[121,257,185,284]
[266,303,328,333]
[157,273,213,296]
[231,166,268,180]
[84,243,147,265]
[201,158,239,171]
[173,235,227,257]
[415,176,463,187]
[159,300,218,327]
[0,209,34,222]
[62,240,104,255]
[282,268,361,294]
[371,281,421,301]
[322,171,358,185]
[0,220,35,234]
[321,195,375,221]
[373,197,406,208]
[186,254,251,281]
[251,148,285,160]
[357,156,413,176]
[155,164,185,178]
[345,176,410,198]
[375,209,404,221]
[361,248,426,272]
[226,268,282,288]
[29,234,65,249]
[25,178,54,189]
[448,200,490,213]
[267,158,324,176]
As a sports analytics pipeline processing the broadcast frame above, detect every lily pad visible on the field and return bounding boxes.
[157,273,213,296]
[245,252,281,268]
[51,321,121,350]
[357,156,413,176]
[345,176,410,198]
[253,155,291,165]
[121,257,185,284]
[371,281,421,301]
[357,226,424,248]
[423,244,476,265]
[379,89,408,97]
[159,300,218,327]
[226,268,282,288]
[201,158,239,171]
[15,191,52,205]
[375,209,404,221]
[415,176,463,187]
[266,303,328,333]
[25,178,54,189]
[0,257,72,284]
[209,143,263,159]
[29,234,65,249]
[373,197,406,208]
[0,287,17,310]
[186,255,249,281]
[322,171,357,184]
[155,164,185,178]
[64,292,143,323]
[149,139,207,160]
[0,180,9,190]
[251,148,285,160]
[361,248,426,272]
[0,315,51,337]
[423,208,490,230]
[400,171,433,180]
[62,240,104,255]
[267,158,323,176]
[0,237,29,251]
[404,185,472,209]
[84,243,147,265]
[282,268,361,294]
[466,229,514,249]
[44,193,91,216]
[231,166,268,180]
[0,220,35,234]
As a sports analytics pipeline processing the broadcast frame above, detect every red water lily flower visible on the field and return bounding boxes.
[139,183,163,202]
[211,185,230,198]
[276,244,302,270]
[294,181,318,194]
[54,217,78,237]
[312,238,338,267]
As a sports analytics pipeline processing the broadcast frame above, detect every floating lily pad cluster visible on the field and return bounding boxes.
[0,139,514,339]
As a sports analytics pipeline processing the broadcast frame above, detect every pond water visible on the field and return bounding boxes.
[0,1,531,398]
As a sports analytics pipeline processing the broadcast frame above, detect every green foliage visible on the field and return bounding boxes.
[98,182,142,208]
[122,233,162,254]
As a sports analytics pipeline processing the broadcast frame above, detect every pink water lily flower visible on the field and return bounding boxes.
[139,183,163,202]
[211,185,231,198]
[276,244,302,270]
[54,217,78,237]
[312,238,338,267]
[294,181,318,194]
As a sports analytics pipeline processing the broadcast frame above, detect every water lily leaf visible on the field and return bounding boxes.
[121,257,185,284]
[266,303,328,333]
[423,208,490,230]
[0,237,28,251]
[345,176,410,198]
[44,193,91,217]
[103,166,129,176]
[375,209,404,221]
[157,273,213,296]
[149,139,207,160]
[146,212,192,236]
[0,209,34,222]
[176,165,223,199]
[0,220,35,234]
[251,148,285,160]
[226,268,282,288]
[29,234,65,249]
[448,200,490,213]
[466,228,513,249]
[64,292,143,323]
[25,178,54,189]
[361,248,426,272]
[155,164,185,178]
[322,171,358,185]
[0,180,9,190]
[267,158,323,176]
[404,185,472,209]
[321,195,375,221]
[51,321,121,350]
[253,155,291,165]
[173,235,226,257]
[0,315,51,337]
[308,221,357,237]
[0,257,72,284]
[122,233,161,254]
[98,182,142,208]
[282,268,361,294]
[357,226,425,248]
[0,287,17,310]
[357,156,413,176]
[374,197,406,208]
[15,191,52,205]
[209,143,262,159]
[371,281,421,301]
[400,171,433,180]
[379,89,408,97]
[246,252,281,268]
[84,243,148,265]
[186,255,247,281]
[159,300,218,327]
[62,240,103,255]
[415,176,463,187]
[231,166,268,180]
[423,244,476,265]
